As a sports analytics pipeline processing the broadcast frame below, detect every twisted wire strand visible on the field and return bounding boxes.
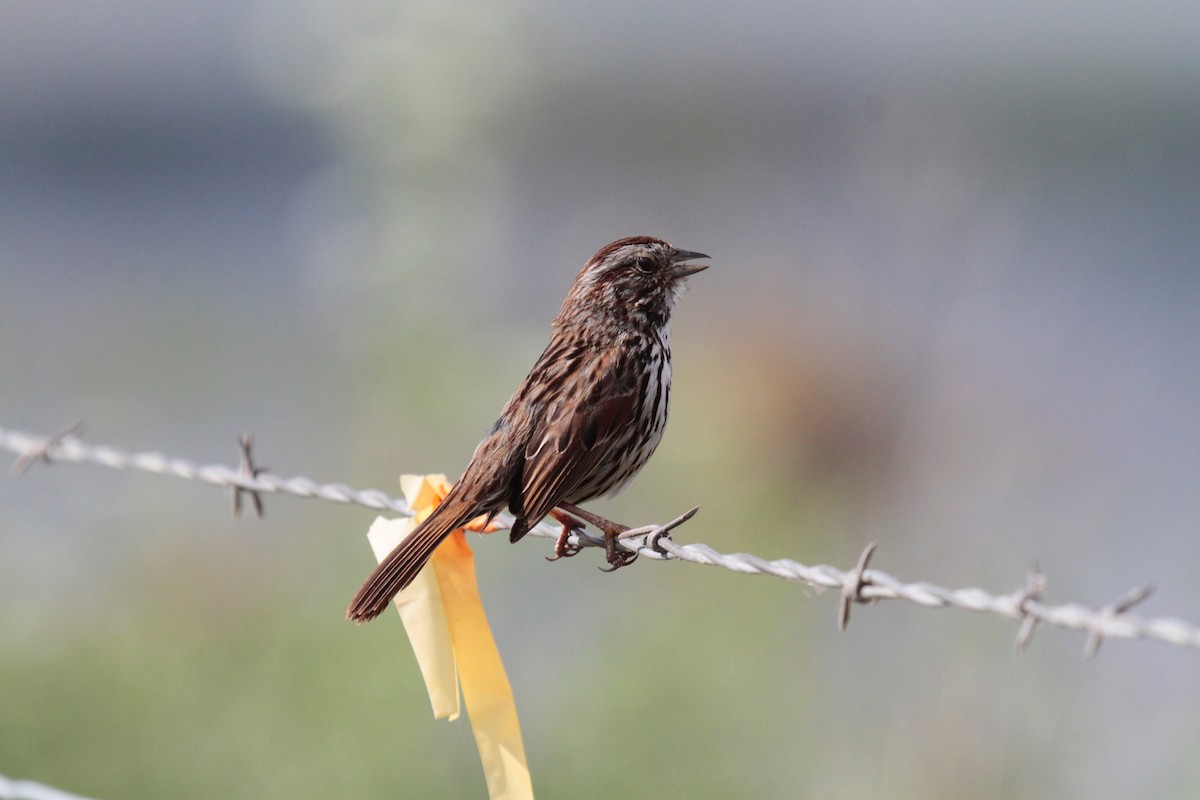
[3,425,1198,652]
[2,426,412,516]
[0,772,97,800]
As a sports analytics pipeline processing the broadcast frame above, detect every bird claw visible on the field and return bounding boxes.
[546,510,587,562]
[598,548,638,572]
[545,535,584,562]
[551,504,698,571]
[600,531,638,571]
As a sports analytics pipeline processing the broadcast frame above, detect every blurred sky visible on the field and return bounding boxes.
[2,2,1200,799]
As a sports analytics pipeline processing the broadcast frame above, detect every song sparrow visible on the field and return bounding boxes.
[347,236,708,622]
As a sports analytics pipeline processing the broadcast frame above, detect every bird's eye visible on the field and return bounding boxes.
[632,256,655,275]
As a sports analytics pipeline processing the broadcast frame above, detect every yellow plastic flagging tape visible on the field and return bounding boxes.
[366,474,533,800]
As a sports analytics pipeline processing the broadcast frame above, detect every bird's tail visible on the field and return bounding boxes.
[347,488,482,623]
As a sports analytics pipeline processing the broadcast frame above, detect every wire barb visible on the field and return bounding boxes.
[8,421,84,477]
[232,433,266,519]
[614,505,701,557]
[1083,584,1156,659]
[1014,562,1047,654]
[838,542,879,632]
[2,424,1199,655]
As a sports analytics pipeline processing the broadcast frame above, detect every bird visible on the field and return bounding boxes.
[347,236,709,622]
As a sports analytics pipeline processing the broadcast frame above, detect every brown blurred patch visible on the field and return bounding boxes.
[698,307,902,490]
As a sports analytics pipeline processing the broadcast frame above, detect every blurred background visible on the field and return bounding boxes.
[2,1,1199,797]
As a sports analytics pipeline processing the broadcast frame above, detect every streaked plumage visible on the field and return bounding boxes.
[348,236,708,622]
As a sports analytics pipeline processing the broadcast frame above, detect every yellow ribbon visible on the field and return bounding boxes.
[366,474,533,800]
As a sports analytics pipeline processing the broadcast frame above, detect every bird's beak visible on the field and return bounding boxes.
[668,249,710,279]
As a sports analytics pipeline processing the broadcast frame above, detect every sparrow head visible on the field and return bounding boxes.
[558,236,710,332]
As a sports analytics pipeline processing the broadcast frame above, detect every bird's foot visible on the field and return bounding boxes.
[546,509,587,561]
[600,524,638,572]
[555,502,638,571]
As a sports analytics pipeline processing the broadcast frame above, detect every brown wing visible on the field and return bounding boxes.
[346,485,484,623]
[515,345,639,526]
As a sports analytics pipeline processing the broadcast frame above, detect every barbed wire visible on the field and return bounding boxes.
[3,424,1199,654]
[0,772,98,800]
